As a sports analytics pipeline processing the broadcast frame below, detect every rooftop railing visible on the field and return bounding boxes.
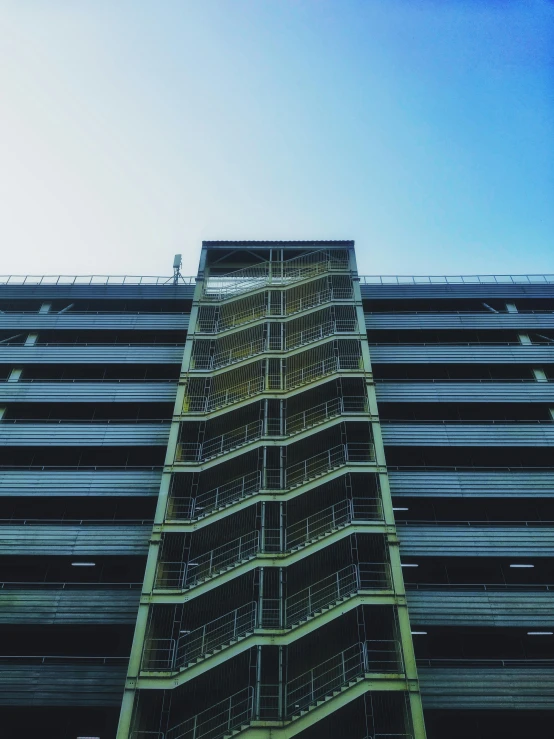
[361,274,554,285]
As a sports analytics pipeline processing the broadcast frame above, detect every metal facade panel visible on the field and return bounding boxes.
[0,469,162,496]
[0,345,184,364]
[398,524,554,557]
[418,666,554,709]
[0,662,127,706]
[0,524,150,555]
[375,381,554,403]
[0,313,189,330]
[0,284,194,300]
[382,423,554,447]
[365,313,554,330]
[0,588,141,624]
[0,381,178,403]
[389,470,554,498]
[407,589,554,627]
[361,283,554,300]
[0,423,170,446]
[368,345,554,364]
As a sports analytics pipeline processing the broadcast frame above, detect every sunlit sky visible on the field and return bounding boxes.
[1,0,553,278]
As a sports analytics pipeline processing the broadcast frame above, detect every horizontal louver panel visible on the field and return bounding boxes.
[0,382,178,403]
[0,423,170,446]
[376,382,554,403]
[0,662,127,706]
[389,470,554,498]
[382,423,554,447]
[0,524,150,555]
[0,588,140,624]
[0,469,162,496]
[407,589,554,627]
[366,313,554,330]
[418,666,554,709]
[0,346,184,364]
[398,525,554,557]
[0,313,188,330]
[368,345,554,364]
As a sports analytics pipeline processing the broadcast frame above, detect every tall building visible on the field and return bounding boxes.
[0,241,553,739]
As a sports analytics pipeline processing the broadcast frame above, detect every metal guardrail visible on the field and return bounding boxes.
[360,274,554,285]
[405,583,554,592]
[167,687,253,739]
[203,250,350,301]
[0,581,141,590]
[176,396,368,463]
[191,320,358,371]
[0,275,196,286]
[417,658,554,668]
[169,445,377,521]
[197,288,355,334]
[158,502,383,591]
[144,560,393,672]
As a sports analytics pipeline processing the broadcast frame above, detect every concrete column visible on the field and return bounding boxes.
[39,302,51,314]
[8,369,22,382]
[24,333,38,346]
[0,407,5,420]
[506,302,518,313]
[518,333,531,345]
[533,368,548,382]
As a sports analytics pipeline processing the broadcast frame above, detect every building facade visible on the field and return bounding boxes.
[0,241,553,739]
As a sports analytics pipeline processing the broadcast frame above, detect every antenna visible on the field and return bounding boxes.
[173,254,182,285]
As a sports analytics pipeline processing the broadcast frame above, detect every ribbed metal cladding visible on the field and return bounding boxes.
[397,525,554,557]
[382,423,554,446]
[0,345,185,364]
[366,312,554,330]
[0,381,178,403]
[118,244,426,739]
[389,469,554,498]
[369,344,554,364]
[0,312,189,330]
[0,469,162,496]
[376,381,554,404]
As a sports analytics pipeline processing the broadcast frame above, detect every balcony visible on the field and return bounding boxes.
[0,381,178,404]
[0,420,171,447]
[0,344,184,365]
[375,381,554,405]
[397,522,554,558]
[368,343,554,364]
[381,421,554,447]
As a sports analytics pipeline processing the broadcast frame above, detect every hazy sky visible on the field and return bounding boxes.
[1,0,553,278]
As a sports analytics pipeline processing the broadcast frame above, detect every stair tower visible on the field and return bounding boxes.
[117,241,427,739]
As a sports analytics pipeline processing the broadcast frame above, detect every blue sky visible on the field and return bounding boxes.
[1,0,553,277]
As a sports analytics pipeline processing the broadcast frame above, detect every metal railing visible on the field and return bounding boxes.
[283,498,383,551]
[203,250,349,301]
[286,563,393,625]
[285,641,403,715]
[167,470,261,520]
[159,503,383,591]
[268,443,375,489]
[176,396,369,463]
[166,687,253,739]
[142,603,258,671]
[0,274,196,286]
[196,287,355,335]
[169,445,376,521]
[285,353,363,389]
[360,274,554,285]
[155,531,259,590]
[190,319,358,372]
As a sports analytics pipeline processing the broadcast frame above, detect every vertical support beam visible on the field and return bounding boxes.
[8,368,22,382]
[533,368,548,382]
[24,333,38,346]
